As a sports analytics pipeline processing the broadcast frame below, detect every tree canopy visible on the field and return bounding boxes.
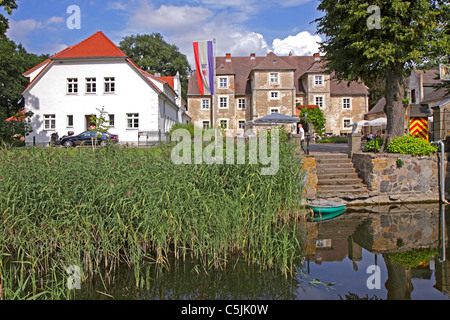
[0,0,18,38]
[119,33,192,101]
[0,37,49,121]
[315,1,449,142]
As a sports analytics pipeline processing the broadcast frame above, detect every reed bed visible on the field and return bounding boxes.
[0,134,306,299]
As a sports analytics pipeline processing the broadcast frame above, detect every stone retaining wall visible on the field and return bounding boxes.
[352,152,446,203]
[302,156,318,200]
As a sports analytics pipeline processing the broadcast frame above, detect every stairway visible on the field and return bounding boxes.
[313,153,368,199]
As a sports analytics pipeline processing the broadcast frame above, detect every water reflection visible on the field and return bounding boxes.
[301,203,449,300]
[72,204,449,300]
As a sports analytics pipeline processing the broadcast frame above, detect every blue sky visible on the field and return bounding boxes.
[4,0,324,67]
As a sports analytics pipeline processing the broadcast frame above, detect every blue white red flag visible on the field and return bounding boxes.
[193,41,215,96]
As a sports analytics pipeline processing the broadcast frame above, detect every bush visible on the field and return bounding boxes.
[316,136,348,144]
[387,135,437,156]
[168,123,196,139]
[364,138,383,152]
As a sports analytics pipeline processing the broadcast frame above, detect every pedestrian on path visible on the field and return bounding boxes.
[299,123,308,154]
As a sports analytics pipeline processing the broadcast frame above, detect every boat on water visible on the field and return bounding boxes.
[308,200,346,222]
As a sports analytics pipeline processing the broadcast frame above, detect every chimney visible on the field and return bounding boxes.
[225,53,231,62]
[314,53,321,61]
[250,53,256,60]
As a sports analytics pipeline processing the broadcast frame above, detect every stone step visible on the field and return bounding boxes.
[315,158,350,164]
[316,167,356,175]
[317,178,364,186]
[311,153,348,159]
[317,172,360,180]
[318,184,367,192]
[315,162,355,169]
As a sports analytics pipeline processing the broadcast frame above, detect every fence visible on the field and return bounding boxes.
[137,130,169,146]
[432,108,450,152]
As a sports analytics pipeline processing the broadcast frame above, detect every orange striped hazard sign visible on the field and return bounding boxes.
[409,117,429,141]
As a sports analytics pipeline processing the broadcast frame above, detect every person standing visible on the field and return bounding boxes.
[299,123,307,154]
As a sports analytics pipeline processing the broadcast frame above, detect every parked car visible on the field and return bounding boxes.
[60,130,118,147]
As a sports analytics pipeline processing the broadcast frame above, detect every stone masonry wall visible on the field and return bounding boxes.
[352,152,442,202]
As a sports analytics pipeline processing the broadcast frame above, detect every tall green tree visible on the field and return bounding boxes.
[0,0,18,38]
[315,1,449,143]
[0,37,48,121]
[119,33,192,100]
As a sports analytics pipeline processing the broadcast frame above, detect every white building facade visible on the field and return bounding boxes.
[22,31,187,146]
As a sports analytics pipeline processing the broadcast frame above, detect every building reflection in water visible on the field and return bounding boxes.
[304,203,449,299]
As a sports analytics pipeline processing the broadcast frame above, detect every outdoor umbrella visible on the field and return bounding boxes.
[245,113,300,127]
[367,117,387,126]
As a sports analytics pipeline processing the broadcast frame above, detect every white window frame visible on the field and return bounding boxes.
[269,72,279,85]
[66,115,73,128]
[270,108,280,114]
[342,98,352,109]
[202,120,210,129]
[219,77,228,89]
[343,118,352,129]
[86,78,97,94]
[237,119,246,130]
[201,99,210,110]
[67,78,78,94]
[127,113,139,129]
[314,95,325,108]
[44,114,56,130]
[104,77,115,94]
[237,98,246,110]
[269,91,280,100]
[218,96,228,109]
[219,119,228,130]
[314,75,323,86]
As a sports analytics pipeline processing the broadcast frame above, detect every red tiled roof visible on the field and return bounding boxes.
[21,32,178,98]
[5,110,25,122]
[158,76,175,90]
[24,58,51,76]
[188,53,369,96]
[52,31,127,59]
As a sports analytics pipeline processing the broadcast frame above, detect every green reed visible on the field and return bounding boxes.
[0,134,306,299]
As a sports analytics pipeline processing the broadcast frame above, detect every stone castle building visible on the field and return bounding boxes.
[187,52,369,136]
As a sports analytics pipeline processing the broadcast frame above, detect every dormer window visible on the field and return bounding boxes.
[219,77,228,88]
[315,75,323,86]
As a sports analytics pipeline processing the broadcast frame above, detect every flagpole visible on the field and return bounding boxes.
[212,39,217,147]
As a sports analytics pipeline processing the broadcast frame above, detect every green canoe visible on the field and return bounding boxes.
[308,200,346,222]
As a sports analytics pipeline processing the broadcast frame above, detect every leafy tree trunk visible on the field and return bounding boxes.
[383,62,405,149]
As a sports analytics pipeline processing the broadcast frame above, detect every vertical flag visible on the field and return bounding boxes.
[193,41,215,96]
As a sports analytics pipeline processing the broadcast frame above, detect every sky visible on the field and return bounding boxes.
[3,0,325,68]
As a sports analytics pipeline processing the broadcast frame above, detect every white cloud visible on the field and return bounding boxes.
[7,16,65,45]
[129,3,214,33]
[272,31,322,56]
[108,1,319,68]
[106,1,128,10]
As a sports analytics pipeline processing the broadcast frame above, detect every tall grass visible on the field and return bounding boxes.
[0,132,306,299]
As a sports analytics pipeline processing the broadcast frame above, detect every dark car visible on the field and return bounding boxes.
[60,130,118,147]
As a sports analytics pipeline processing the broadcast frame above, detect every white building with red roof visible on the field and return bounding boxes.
[22,31,189,146]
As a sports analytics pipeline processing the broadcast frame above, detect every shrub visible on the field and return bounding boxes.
[316,136,348,144]
[168,123,196,139]
[364,138,383,152]
[387,135,437,156]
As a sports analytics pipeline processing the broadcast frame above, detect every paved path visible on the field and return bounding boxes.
[307,143,348,154]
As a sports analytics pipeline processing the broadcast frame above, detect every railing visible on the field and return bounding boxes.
[137,130,169,146]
